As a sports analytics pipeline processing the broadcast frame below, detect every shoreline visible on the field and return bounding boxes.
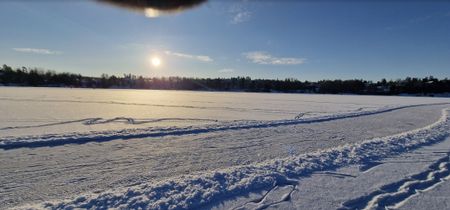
[1,85,449,98]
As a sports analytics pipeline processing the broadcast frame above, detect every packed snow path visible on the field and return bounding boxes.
[1,103,448,209]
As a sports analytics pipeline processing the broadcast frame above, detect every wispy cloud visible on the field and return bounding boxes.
[409,15,433,23]
[231,11,251,24]
[218,68,235,73]
[13,48,62,55]
[229,2,252,24]
[164,51,213,62]
[387,13,449,31]
[243,51,306,65]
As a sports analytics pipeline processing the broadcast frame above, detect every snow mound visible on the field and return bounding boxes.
[2,103,447,150]
[20,107,450,210]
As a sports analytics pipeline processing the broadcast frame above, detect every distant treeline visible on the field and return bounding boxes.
[1,64,449,95]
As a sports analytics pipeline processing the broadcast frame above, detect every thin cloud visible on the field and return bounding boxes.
[164,50,213,62]
[231,11,251,24]
[387,13,448,31]
[243,51,306,65]
[229,2,252,24]
[409,15,433,23]
[13,48,62,55]
[218,68,235,73]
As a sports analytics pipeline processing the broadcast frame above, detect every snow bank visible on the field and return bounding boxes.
[20,107,450,210]
[2,103,447,150]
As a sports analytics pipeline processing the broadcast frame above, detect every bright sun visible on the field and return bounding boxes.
[151,57,161,67]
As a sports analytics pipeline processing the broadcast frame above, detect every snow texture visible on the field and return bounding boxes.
[1,103,447,150]
[20,107,449,210]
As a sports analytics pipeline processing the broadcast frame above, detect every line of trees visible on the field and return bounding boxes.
[1,64,449,96]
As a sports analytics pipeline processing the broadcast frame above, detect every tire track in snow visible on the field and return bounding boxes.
[21,107,449,210]
[1,103,448,150]
[340,153,450,210]
[0,117,219,131]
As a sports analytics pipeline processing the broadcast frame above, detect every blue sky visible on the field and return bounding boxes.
[0,0,449,80]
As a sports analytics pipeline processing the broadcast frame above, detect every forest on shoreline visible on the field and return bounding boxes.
[1,64,449,96]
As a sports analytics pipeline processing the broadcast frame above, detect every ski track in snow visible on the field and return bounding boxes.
[19,106,450,210]
[1,103,448,150]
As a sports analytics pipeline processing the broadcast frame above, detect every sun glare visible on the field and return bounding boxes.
[151,57,161,67]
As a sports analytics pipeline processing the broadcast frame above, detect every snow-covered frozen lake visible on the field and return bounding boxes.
[1,87,447,137]
[0,87,449,209]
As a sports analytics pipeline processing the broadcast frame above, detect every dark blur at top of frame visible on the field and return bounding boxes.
[96,0,208,18]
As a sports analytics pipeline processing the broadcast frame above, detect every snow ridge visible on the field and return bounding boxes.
[23,107,450,210]
[1,103,447,150]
